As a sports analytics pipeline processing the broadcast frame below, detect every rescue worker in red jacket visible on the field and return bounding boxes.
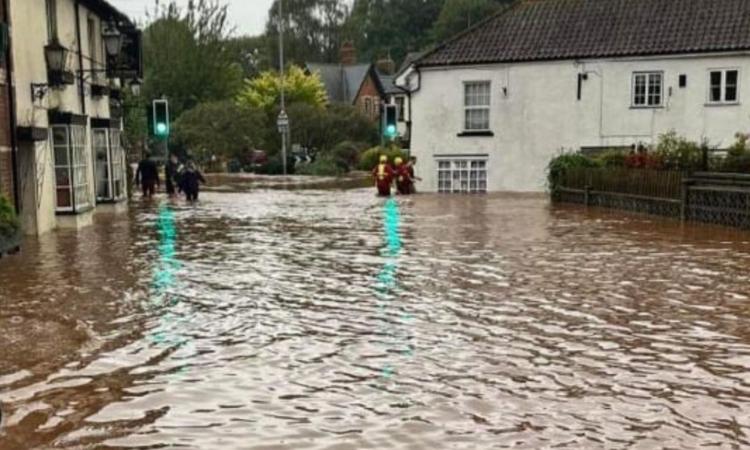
[394,157,411,195]
[372,155,394,197]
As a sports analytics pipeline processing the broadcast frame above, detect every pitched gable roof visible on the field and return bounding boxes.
[306,63,374,104]
[418,0,750,67]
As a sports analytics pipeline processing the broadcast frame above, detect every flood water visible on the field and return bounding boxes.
[1,188,750,449]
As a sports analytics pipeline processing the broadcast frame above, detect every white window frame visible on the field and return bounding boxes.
[93,128,126,203]
[436,157,488,194]
[463,81,491,131]
[52,124,91,213]
[707,68,740,105]
[394,95,406,122]
[631,72,663,108]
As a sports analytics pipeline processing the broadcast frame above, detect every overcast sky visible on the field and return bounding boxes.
[109,0,275,36]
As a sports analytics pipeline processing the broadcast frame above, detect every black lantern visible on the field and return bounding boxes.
[129,79,142,96]
[102,22,123,58]
[44,40,68,72]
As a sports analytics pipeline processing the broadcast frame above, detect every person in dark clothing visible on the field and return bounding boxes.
[165,154,180,196]
[135,153,159,198]
[182,162,206,202]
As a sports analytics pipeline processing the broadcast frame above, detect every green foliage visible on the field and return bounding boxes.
[653,130,705,171]
[236,66,328,111]
[431,0,509,43]
[225,34,273,78]
[173,101,267,164]
[347,0,444,64]
[295,156,346,176]
[592,149,628,168]
[0,195,19,240]
[358,145,409,171]
[265,0,351,66]
[724,133,750,172]
[143,0,243,118]
[547,151,600,191]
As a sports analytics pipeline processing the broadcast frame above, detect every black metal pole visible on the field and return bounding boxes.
[3,0,19,212]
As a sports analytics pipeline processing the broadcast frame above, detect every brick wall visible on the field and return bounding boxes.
[0,0,14,207]
[355,73,383,121]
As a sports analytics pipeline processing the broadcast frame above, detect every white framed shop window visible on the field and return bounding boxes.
[436,156,488,193]
[52,124,91,213]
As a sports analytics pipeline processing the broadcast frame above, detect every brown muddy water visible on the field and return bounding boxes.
[1,188,750,449]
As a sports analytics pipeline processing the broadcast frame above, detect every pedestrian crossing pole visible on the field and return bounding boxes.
[278,0,288,175]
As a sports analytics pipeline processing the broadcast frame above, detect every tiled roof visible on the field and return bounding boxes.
[418,0,750,67]
[306,63,372,104]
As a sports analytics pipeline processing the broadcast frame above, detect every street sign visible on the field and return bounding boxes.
[277,110,289,133]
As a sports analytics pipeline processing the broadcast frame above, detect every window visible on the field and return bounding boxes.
[437,158,487,193]
[632,72,662,107]
[464,81,490,131]
[364,97,372,116]
[679,74,687,88]
[395,96,406,122]
[94,128,126,202]
[708,69,739,103]
[46,0,58,41]
[52,125,91,212]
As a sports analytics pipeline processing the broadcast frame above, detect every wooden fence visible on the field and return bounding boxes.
[553,169,750,228]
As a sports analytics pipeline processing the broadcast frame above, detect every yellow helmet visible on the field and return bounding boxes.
[379,155,388,163]
[394,157,403,165]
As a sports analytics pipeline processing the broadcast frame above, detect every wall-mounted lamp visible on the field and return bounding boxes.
[102,22,123,58]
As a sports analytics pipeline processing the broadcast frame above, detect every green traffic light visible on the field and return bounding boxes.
[156,122,168,136]
[386,124,397,136]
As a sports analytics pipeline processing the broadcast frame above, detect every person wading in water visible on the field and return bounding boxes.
[372,155,394,197]
[135,153,160,199]
[182,162,206,202]
[164,154,181,197]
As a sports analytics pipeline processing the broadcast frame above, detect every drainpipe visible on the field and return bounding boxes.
[74,0,86,115]
[3,0,19,212]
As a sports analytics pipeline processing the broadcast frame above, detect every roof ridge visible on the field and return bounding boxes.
[416,0,522,67]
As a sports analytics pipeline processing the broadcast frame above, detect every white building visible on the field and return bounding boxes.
[11,0,140,235]
[397,0,750,193]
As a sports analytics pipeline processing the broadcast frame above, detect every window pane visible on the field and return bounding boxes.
[633,74,646,105]
[56,188,71,208]
[725,70,738,101]
[726,86,738,102]
[648,74,662,105]
[710,71,722,101]
[55,168,70,186]
[726,70,738,86]
[711,86,722,102]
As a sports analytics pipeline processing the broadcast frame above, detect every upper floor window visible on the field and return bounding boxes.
[364,97,373,116]
[708,69,739,104]
[46,0,58,41]
[464,81,490,131]
[632,72,662,107]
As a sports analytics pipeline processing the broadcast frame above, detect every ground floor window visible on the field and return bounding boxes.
[52,124,91,212]
[437,158,487,193]
[94,128,126,202]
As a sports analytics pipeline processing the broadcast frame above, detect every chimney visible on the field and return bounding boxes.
[376,57,396,75]
[340,41,356,65]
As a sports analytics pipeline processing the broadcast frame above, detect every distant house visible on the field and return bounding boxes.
[397,0,750,193]
[306,43,386,121]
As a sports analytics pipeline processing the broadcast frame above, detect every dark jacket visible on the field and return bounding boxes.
[136,159,159,185]
[182,169,206,193]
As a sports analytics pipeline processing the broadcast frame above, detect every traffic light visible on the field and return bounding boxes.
[152,99,170,138]
[383,104,398,139]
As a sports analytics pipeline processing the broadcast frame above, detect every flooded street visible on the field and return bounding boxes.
[1,187,750,449]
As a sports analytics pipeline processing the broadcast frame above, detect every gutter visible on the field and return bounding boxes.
[74,0,86,115]
[3,0,19,212]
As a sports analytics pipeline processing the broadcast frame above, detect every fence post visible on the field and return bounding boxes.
[680,179,690,222]
[584,185,591,206]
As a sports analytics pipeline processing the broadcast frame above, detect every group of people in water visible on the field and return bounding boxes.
[372,155,420,197]
[135,153,206,201]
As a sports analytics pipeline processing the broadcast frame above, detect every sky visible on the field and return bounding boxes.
[109,0,275,36]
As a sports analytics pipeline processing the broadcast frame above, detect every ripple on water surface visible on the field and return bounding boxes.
[1,190,750,449]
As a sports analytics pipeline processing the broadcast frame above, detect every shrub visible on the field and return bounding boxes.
[593,149,628,168]
[724,133,750,173]
[295,156,346,176]
[653,130,704,170]
[0,195,19,240]
[358,145,409,171]
[329,141,369,171]
[624,152,664,170]
[547,151,599,191]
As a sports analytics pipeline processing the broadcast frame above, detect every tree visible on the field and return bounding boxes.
[431,0,509,43]
[142,0,243,118]
[265,0,351,67]
[173,101,267,163]
[346,0,444,64]
[236,66,328,111]
[225,34,273,78]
